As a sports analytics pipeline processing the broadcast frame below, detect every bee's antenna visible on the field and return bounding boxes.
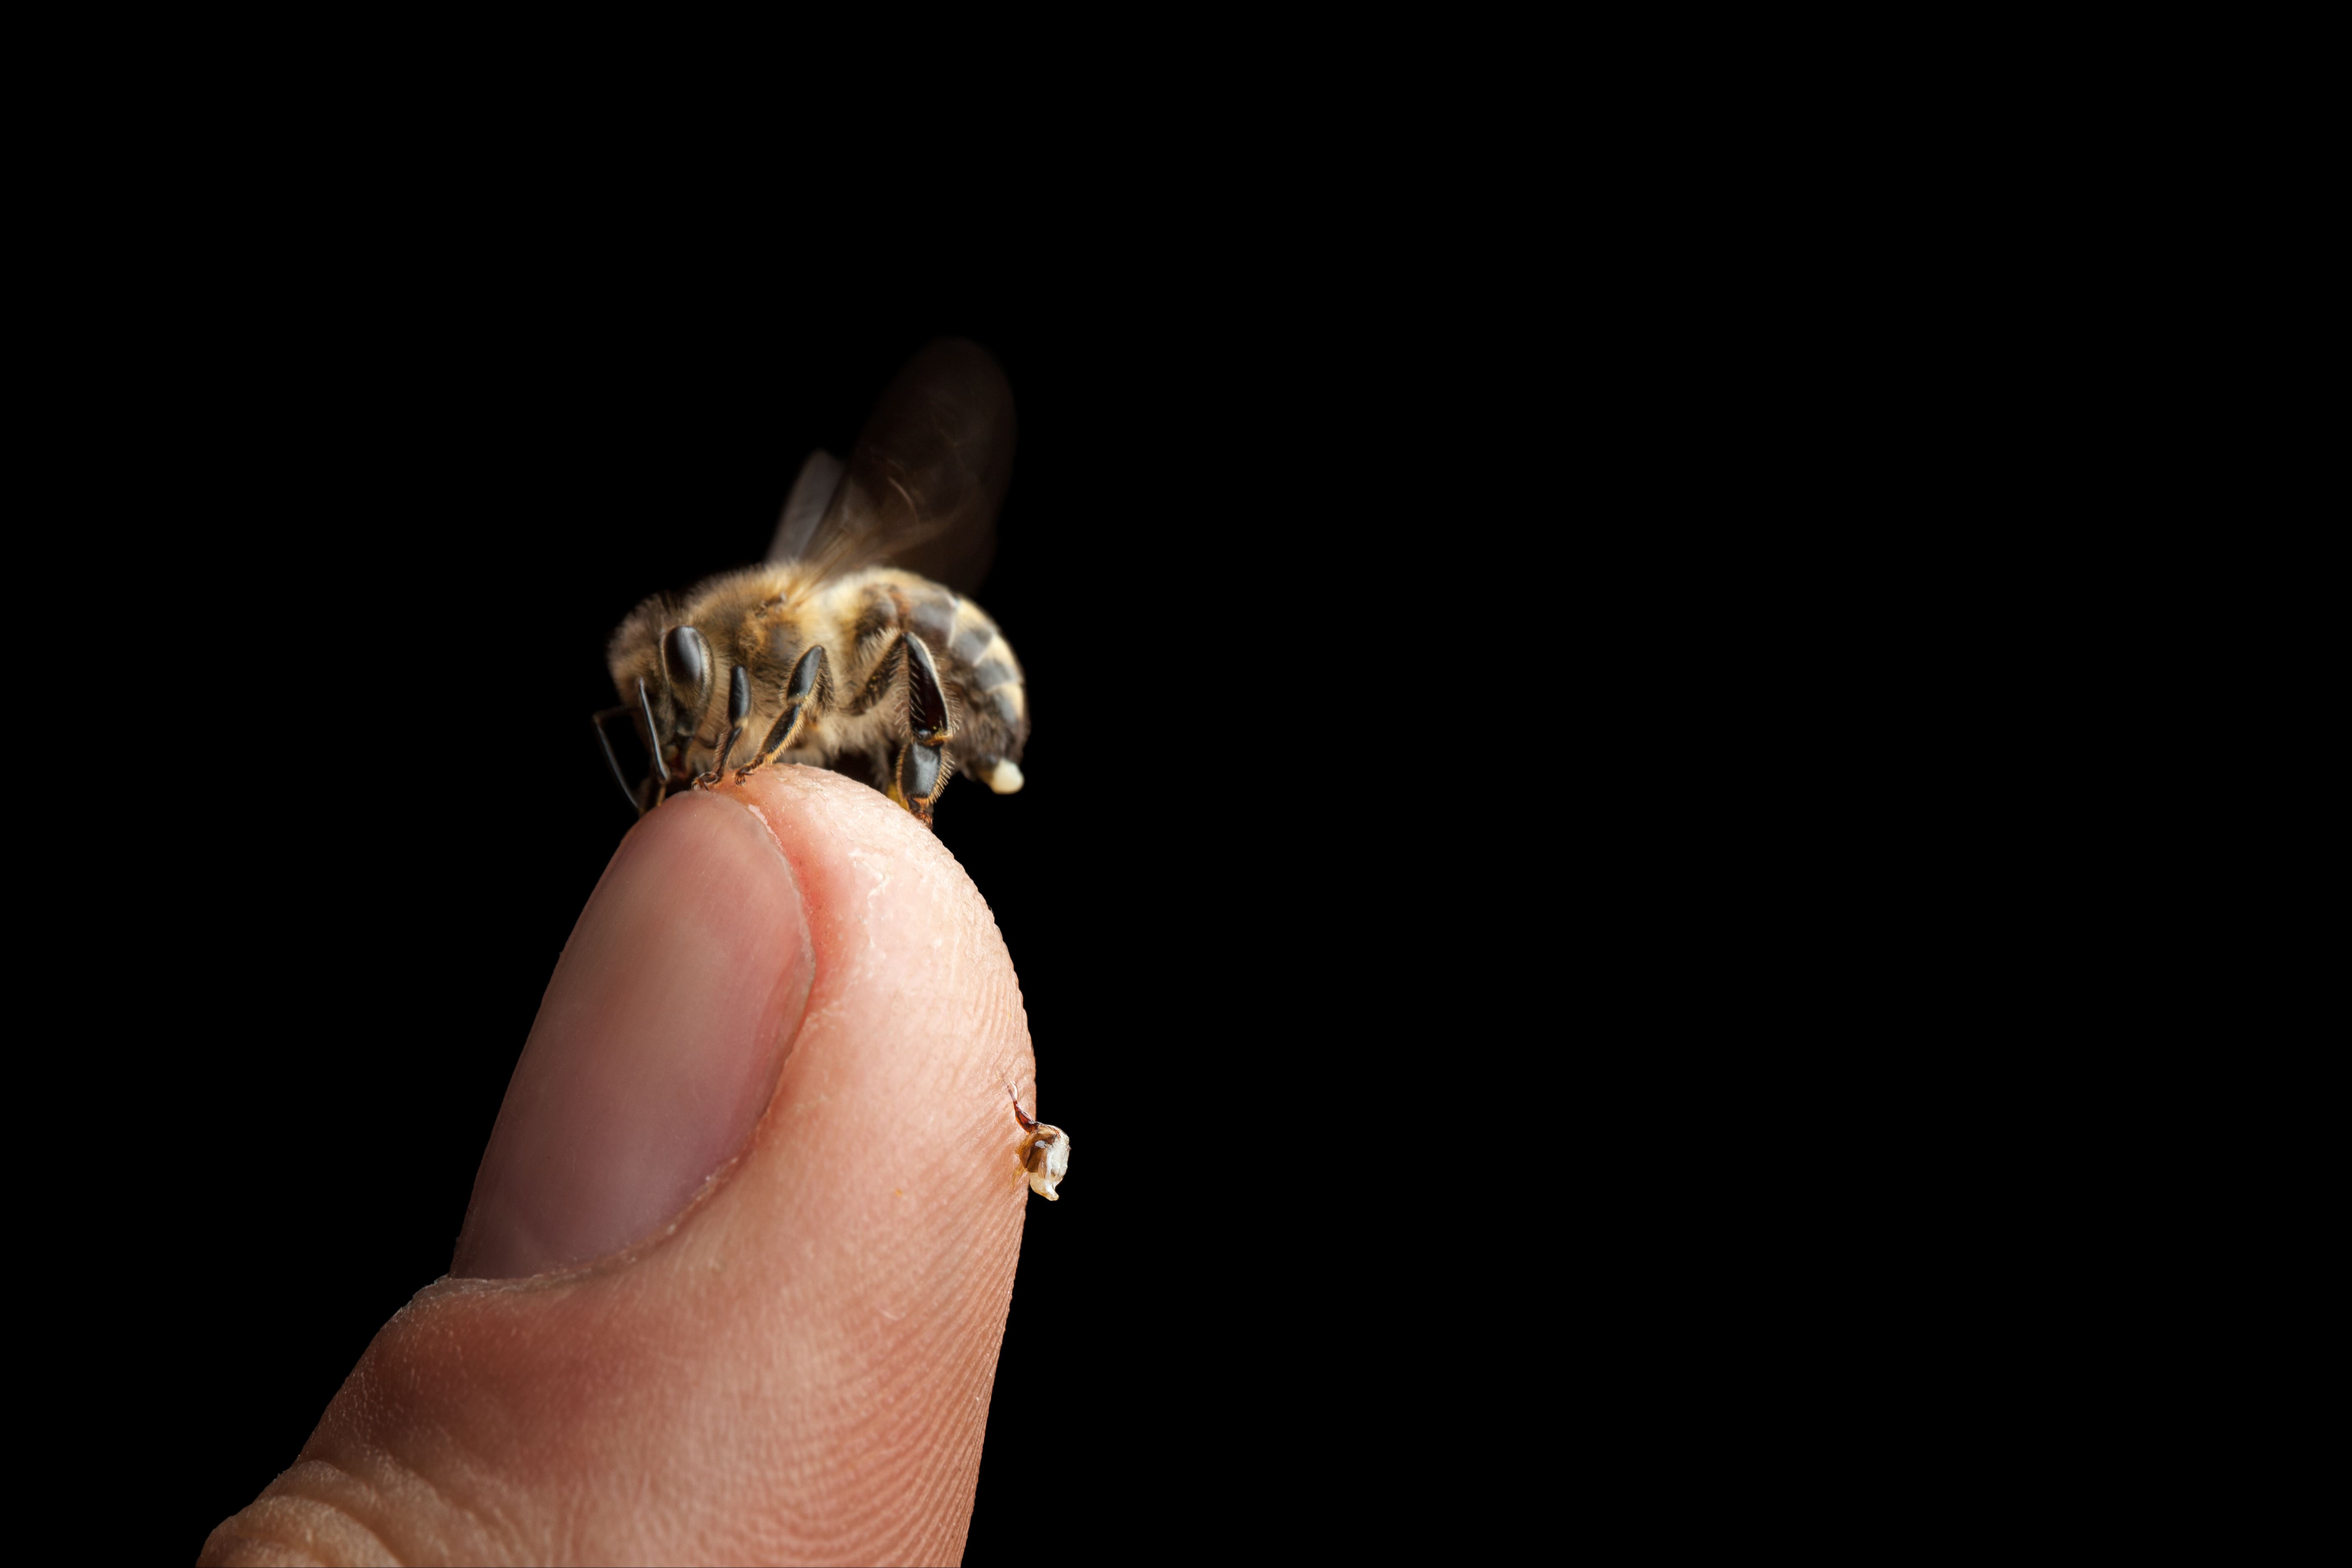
[635,678,664,812]
[591,705,637,814]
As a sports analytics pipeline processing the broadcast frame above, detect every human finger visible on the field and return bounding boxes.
[204,766,1037,1565]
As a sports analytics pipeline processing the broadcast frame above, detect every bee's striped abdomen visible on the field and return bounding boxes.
[895,578,1029,790]
[950,607,1026,727]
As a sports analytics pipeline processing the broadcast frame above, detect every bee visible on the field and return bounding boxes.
[596,339,1029,826]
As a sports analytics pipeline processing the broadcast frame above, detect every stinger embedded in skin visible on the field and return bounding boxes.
[1006,1083,1069,1202]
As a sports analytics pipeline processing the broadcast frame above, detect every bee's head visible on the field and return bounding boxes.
[607,599,720,797]
[642,624,714,779]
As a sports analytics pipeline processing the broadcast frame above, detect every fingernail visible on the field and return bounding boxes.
[452,792,812,1278]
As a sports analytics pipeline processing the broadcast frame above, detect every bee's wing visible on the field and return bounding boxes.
[766,449,846,566]
[766,338,1016,594]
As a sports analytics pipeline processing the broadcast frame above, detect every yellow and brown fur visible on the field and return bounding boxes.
[608,562,1028,814]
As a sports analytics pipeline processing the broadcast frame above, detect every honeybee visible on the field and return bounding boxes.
[596,339,1029,826]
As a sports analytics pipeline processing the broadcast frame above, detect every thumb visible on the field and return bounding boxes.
[203,768,1037,1565]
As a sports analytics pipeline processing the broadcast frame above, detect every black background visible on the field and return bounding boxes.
[30,103,2004,1564]
[94,296,1507,1559]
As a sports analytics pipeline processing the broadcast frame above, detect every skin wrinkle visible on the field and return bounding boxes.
[243,1484,364,1562]
[284,1379,510,1566]
[291,1456,408,1563]
[208,1499,371,1568]
[362,1387,536,1561]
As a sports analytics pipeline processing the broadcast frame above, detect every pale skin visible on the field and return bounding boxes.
[203,767,1037,1566]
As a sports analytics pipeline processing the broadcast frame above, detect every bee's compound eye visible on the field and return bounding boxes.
[662,625,709,694]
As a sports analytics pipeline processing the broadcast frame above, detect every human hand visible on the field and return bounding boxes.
[202,767,1037,1564]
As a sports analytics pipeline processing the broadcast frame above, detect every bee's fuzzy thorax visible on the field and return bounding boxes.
[608,563,1029,810]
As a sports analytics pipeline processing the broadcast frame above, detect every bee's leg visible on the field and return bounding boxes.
[736,645,833,780]
[590,705,640,815]
[696,666,754,787]
[843,633,907,716]
[893,637,957,825]
[895,633,955,825]
[840,632,954,823]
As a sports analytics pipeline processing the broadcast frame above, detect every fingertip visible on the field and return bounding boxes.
[728,765,1035,1098]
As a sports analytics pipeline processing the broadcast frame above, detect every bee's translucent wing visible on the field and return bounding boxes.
[770,338,1016,593]
[766,449,846,566]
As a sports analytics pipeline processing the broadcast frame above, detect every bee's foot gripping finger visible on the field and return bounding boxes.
[891,738,949,827]
[891,633,953,826]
